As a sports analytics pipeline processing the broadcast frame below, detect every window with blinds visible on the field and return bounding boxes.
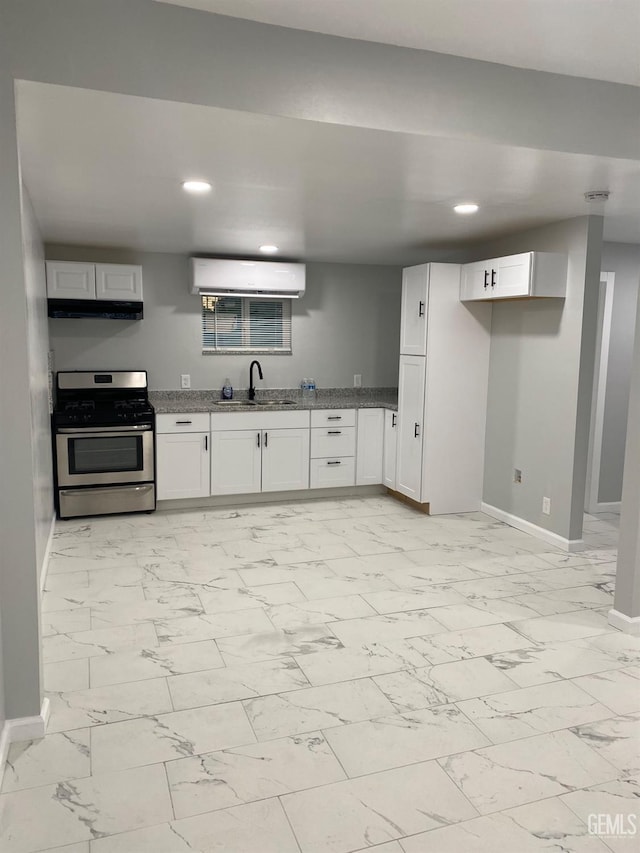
[202,295,292,354]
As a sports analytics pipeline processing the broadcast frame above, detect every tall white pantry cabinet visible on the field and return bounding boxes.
[396,263,492,514]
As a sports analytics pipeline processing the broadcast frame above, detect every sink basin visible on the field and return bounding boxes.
[212,400,258,407]
[257,399,297,406]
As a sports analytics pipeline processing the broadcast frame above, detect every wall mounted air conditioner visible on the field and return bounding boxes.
[191,258,305,298]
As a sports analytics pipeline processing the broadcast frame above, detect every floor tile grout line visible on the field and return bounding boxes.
[276,794,304,853]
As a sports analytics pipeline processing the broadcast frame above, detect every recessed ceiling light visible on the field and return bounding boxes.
[182,180,212,193]
[454,203,479,215]
[259,245,279,254]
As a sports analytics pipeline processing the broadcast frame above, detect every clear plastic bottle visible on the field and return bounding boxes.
[222,378,233,400]
[301,378,317,400]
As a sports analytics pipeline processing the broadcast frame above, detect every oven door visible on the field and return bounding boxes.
[55,425,154,487]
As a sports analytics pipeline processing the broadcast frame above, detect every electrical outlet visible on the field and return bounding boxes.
[181,374,191,389]
[542,496,551,515]
[514,468,522,484]
[353,374,362,388]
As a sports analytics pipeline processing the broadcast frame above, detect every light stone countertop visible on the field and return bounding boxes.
[151,387,398,414]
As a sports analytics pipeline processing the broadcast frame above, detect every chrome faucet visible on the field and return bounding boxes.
[248,360,263,400]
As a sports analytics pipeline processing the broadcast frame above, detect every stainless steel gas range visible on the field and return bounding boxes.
[52,370,156,519]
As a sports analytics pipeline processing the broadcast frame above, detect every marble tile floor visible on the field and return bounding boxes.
[1,496,638,853]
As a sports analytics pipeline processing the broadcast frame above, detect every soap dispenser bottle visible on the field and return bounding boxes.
[222,378,233,400]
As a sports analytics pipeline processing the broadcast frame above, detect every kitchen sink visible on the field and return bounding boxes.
[212,400,258,406]
[258,399,297,406]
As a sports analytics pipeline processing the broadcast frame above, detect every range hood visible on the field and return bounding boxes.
[191,258,305,298]
[48,299,144,320]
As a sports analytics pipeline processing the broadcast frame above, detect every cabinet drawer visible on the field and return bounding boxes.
[210,410,310,431]
[311,426,355,458]
[156,413,210,433]
[309,457,355,488]
[310,409,356,428]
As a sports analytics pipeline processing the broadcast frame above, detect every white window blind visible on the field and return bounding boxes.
[202,295,292,354]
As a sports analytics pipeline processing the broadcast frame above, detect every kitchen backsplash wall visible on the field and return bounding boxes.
[46,246,402,391]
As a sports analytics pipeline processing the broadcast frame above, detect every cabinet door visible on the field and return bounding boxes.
[400,264,429,355]
[383,409,398,489]
[96,264,143,301]
[156,432,209,500]
[396,355,426,501]
[262,428,310,492]
[460,262,490,301]
[46,261,96,300]
[356,409,384,485]
[494,253,532,298]
[211,430,261,495]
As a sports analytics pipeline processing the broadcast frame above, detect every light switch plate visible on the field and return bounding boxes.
[353,374,362,387]
[181,374,191,389]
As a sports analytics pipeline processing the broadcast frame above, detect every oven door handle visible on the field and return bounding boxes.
[57,425,153,434]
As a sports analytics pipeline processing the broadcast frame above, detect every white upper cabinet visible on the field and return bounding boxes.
[400,264,429,355]
[96,264,143,301]
[46,261,96,300]
[460,261,490,301]
[460,252,567,301]
[47,261,143,301]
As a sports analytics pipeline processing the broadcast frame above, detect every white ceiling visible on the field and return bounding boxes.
[16,83,640,264]
[156,0,640,86]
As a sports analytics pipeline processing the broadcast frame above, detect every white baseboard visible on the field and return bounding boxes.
[587,501,621,514]
[481,503,585,552]
[608,609,640,635]
[0,697,50,788]
[40,513,56,592]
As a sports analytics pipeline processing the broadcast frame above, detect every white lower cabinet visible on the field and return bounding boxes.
[156,415,210,500]
[210,411,311,496]
[396,355,426,501]
[210,430,262,496]
[310,457,356,488]
[310,409,356,489]
[383,409,398,489]
[261,428,310,492]
[356,409,384,485]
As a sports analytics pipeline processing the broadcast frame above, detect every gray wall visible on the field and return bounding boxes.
[613,280,640,620]
[47,246,401,391]
[22,189,54,583]
[0,76,44,721]
[598,242,640,503]
[478,216,603,542]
